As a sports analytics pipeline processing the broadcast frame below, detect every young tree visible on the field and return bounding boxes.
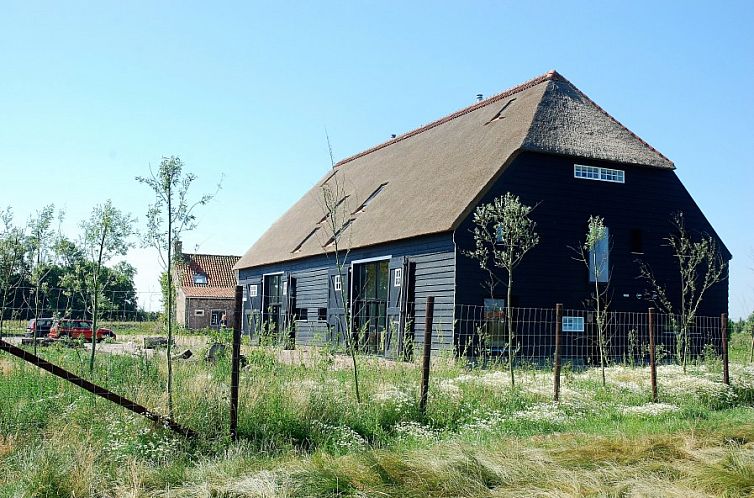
[80,200,135,372]
[25,205,62,354]
[319,166,363,403]
[136,156,219,416]
[573,215,611,386]
[638,212,727,372]
[466,193,539,386]
[0,208,26,340]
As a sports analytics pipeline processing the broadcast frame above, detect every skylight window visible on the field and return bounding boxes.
[292,227,320,253]
[485,98,516,125]
[574,164,624,183]
[325,219,354,247]
[353,183,388,214]
[318,196,349,224]
[193,273,207,285]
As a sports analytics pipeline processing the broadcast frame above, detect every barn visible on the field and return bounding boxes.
[234,70,730,359]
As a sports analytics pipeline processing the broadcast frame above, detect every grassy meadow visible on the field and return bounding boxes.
[1,329,754,497]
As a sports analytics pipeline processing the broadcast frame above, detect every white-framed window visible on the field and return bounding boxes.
[394,268,402,287]
[194,309,205,317]
[562,316,584,332]
[334,274,342,291]
[210,309,223,326]
[588,226,610,283]
[193,273,207,285]
[249,284,258,297]
[574,164,625,183]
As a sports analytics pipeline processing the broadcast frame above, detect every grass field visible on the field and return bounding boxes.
[1,329,753,497]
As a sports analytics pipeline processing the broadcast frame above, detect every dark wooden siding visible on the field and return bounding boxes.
[238,233,456,350]
[455,151,729,316]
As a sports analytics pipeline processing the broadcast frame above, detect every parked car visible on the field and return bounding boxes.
[49,319,116,342]
[26,318,55,337]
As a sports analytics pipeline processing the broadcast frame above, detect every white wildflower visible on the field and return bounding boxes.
[621,403,680,417]
[513,402,567,424]
[394,421,439,441]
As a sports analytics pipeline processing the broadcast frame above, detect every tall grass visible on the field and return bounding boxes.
[1,332,754,496]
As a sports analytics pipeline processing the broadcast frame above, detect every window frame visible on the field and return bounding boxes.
[562,316,585,332]
[574,164,625,184]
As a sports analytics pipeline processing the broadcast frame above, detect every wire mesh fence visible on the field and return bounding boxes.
[0,287,161,339]
[0,293,734,443]
[453,304,726,368]
[243,300,729,371]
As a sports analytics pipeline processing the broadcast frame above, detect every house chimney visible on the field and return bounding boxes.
[391,134,396,139]
[476,94,484,102]
[174,240,182,257]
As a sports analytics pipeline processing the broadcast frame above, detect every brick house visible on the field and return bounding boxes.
[173,243,241,330]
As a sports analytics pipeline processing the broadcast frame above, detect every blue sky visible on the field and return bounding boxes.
[1,1,752,318]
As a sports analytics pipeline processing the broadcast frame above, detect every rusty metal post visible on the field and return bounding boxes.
[722,312,729,385]
[648,307,658,403]
[419,296,435,415]
[0,339,195,437]
[553,304,563,402]
[230,285,243,441]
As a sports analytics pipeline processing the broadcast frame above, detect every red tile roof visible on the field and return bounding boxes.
[175,253,240,299]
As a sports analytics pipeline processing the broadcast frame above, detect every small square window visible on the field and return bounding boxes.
[295,308,308,321]
[249,284,258,297]
[194,309,205,317]
[193,273,207,285]
[394,268,402,287]
[334,275,342,291]
[562,316,584,332]
[318,308,328,321]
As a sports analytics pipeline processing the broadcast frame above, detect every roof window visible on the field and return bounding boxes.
[485,98,516,125]
[292,227,320,253]
[193,273,208,285]
[574,164,625,184]
[318,196,349,224]
[325,219,354,247]
[353,183,388,214]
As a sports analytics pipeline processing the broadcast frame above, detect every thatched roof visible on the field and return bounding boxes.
[236,71,673,270]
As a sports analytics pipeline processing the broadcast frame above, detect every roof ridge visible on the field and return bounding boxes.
[334,70,560,168]
[546,73,674,167]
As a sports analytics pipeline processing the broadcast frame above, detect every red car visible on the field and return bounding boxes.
[49,319,116,342]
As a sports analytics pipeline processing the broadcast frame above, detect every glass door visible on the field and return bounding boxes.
[352,260,389,353]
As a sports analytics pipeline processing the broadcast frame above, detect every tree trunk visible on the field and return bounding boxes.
[594,253,605,387]
[167,182,174,418]
[339,262,360,404]
[90,224,107,373]
[507,270,515,387]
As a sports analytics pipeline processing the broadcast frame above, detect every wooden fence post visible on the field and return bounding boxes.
[230,285,243,441]
[419,296,435,415]
[553,304,563,402]
[648,307,658,403]
[722,312,729,386]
